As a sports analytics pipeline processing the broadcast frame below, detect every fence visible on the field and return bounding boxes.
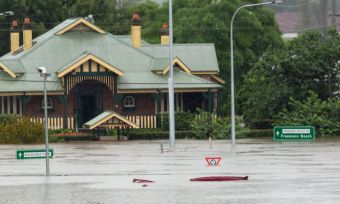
[125,115,157,129]
[29,117,74,130]
[28,114,218,130]
[28,115,157,130]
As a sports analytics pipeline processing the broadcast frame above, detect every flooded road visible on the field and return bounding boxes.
[0,138,340,203]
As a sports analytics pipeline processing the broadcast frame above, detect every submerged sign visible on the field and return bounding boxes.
[274,126,315,141]
[16,149,54,160]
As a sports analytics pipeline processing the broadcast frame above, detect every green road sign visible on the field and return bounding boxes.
[274,126,315,142]
[16,149,54,160]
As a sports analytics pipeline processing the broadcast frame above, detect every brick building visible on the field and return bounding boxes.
[0,15,223,129]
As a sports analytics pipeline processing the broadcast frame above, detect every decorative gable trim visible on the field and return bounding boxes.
[56,18,105,35]
[57,53,124,78]
[83,111,139,129]
[210,75,225,84]
[0,62,17,78]
[161,57,191,75]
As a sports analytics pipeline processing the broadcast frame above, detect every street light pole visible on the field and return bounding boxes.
[168,0,175,151]
[230,1,277,149]
[37,67,50,176]
[43,73,50,176]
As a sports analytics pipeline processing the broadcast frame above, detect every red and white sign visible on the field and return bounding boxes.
[205,156,221,166]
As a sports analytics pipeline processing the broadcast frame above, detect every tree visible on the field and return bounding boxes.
[239,29,340,128]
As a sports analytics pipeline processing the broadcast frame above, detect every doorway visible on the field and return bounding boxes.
[80,95,96,125]
[73,80,104,128]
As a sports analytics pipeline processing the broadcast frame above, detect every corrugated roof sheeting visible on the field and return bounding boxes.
[0,18,221,93]
[141,44,219,72]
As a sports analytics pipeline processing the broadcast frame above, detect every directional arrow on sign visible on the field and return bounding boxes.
[276,131,280,136]
[18,152,22,159]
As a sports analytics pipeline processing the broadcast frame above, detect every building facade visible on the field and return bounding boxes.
[0,15,223,129]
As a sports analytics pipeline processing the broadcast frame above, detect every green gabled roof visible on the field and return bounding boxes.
[0,60,25,73]
[0,72,62,93]
[0,17,222,93]
[151,58,168,71]
[7,31,152,75]
[118,69,221,90]
[140,44,219,72]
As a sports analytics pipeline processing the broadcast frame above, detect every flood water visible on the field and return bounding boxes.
[0,138,340,204]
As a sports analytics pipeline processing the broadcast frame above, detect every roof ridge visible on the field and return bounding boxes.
[107,33,155,59]
[141,43,215,47]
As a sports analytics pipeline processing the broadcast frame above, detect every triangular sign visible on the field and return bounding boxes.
[205,156,222,166]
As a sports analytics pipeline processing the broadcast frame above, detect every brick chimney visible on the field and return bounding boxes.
[23,17,32,50]
[161,22,169,45]
[10,20,20,53]
[131,13,141,48]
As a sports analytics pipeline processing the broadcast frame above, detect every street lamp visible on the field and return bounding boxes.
[168,0,175,151]
[230,1,280,149]
[37,67,51,176]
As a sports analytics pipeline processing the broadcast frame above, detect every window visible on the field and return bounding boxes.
[123,96,135,108]
[42,97,53,109]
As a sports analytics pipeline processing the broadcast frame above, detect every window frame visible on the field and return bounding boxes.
[123,95,135,108]
[41,97,53,110]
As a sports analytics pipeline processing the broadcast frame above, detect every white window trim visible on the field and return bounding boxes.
[123,96,135,108]
[42,97,53,109]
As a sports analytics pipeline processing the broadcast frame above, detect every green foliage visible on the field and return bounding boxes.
[189,109,248,139]
[128,128,195,140]
[161,112,195,131]
[0,116,44,144]
[190,110,215,139]
[240,29,340,128]
[0,114,17,125]
[49,135,65,143]
[243,129,273,138]
[107,129,118,136]
[49,128,73,135]
[276,91,340,136]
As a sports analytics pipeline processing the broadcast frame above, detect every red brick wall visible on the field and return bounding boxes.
[121,93,155,115]
[22,92,156,117]
[23,95,66,117]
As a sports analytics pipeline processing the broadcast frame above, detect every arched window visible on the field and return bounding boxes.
[42,97,53,109]
[123,96,135,108]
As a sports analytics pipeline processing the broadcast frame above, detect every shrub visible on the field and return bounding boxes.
[243,129,273,138]
[190,110,248,139]
[0,114,16,125]
[49,128,73,135]
[0,116,44,144]
[161,112,195,131]
[276,91,340,136]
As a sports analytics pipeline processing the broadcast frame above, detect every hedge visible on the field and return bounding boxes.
[242,129,273,138]
[128,128,195,140]
[0,116,44,144]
